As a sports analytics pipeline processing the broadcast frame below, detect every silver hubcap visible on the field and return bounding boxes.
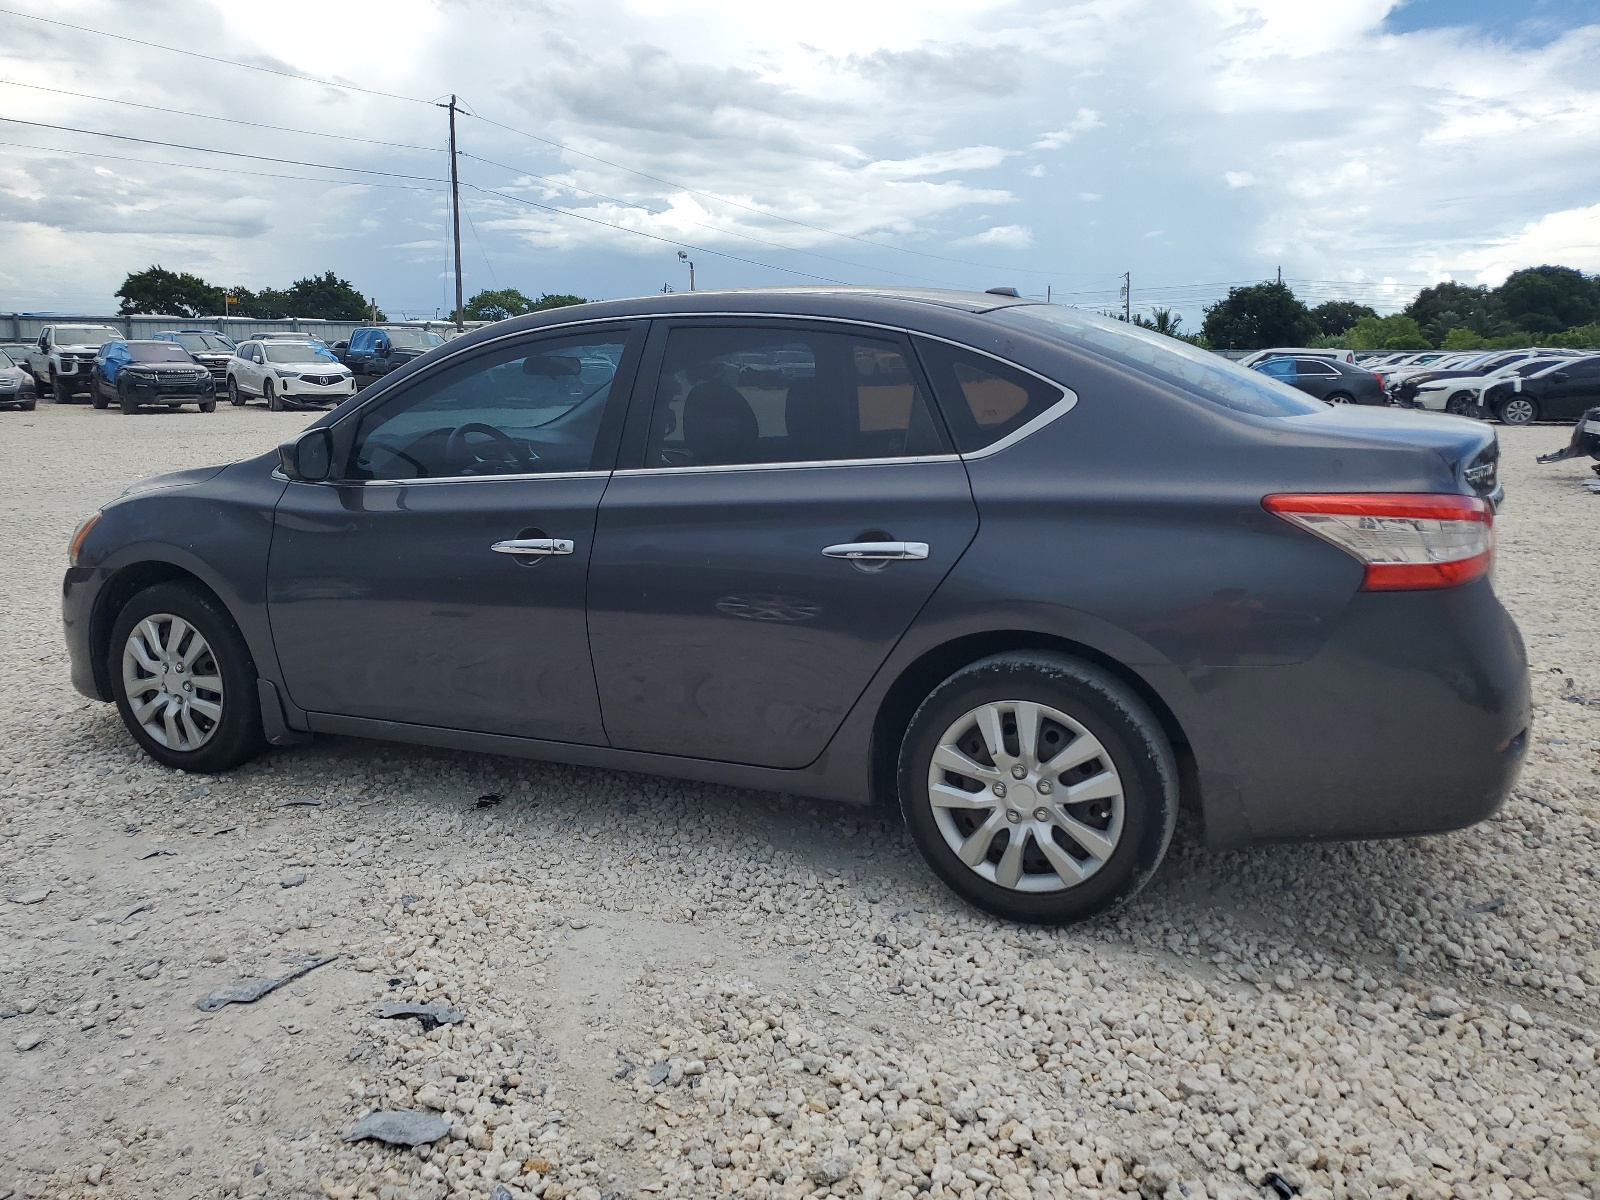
[1503,399,1533,423]
[121,614,224,752]
[926,700,1124,893]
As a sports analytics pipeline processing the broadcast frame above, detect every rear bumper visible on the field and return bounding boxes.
[1184,577,1529,846]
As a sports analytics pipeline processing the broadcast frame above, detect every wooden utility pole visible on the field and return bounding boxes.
[440,94,465,330]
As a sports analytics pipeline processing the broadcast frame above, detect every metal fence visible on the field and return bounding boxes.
[0,313,491,343]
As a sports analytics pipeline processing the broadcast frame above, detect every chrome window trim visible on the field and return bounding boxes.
[334,310,1082,479]
[613,454,961,478]
[273,467,611,487]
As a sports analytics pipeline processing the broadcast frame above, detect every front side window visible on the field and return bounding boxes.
[1253,357,1296,381]
[643,324,947,468]
[346,329,632,480]
[913,338,1067,453]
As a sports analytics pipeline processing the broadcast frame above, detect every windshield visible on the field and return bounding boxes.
[264,342,336,363]
[57,326,118,346]
[991,305,1326,418]
[175,333,234,352]
[387,329,445,350]
[0,350,13,368]
[127,343,195,363]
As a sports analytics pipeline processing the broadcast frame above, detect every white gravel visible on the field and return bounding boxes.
[0,402,1596,1200]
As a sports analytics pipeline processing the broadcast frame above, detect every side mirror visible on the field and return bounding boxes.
[1551,372,1569,382]
[278,428,333,482]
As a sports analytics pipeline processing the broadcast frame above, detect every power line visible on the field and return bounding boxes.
[0,116,446,183]
[0,78,445,152]
[0,137,446,193]
[0,5,434,106]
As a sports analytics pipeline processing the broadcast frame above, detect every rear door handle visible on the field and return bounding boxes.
[822,541,929,561]
[491,538,574,557]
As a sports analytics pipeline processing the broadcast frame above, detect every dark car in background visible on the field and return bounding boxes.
[61,288,1526,924]
[92,339,217,414]
[1250,355,1387,404]
[334,326,446,387]
[0,347,38,410]
[1389,349,1551,407]
[1486,354,1600,425]
[150,330,236,388]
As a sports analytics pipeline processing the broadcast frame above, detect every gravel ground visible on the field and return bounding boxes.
[0,402,1596,1200]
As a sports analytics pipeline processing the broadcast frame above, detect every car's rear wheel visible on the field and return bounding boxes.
[228,378,245,406]
[1499,396,1538,425]
[1326,391,1354,405]
[1445,392,1473,416]
[109,582,265,773]
[898,652,1177,924]
[265,379,280,411]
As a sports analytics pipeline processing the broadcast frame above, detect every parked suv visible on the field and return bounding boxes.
[26,324,120,401]
[150,330,236,388]
[227,339,355,409]
[62,288,1527,925]
[335,326,445,386]
[93,340,217,413]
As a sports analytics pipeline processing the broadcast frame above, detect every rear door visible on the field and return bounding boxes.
[586,318,977,768]
[1293,358,1340,400]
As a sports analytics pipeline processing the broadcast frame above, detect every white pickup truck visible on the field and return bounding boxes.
[25,324,121,402]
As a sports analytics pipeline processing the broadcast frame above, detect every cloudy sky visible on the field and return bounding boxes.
[0,0,1597,326]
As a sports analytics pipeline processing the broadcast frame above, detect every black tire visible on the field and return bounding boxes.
[265,379,280,411]
[228,377,245,406]
[897,652,1177,924]
[1499,395,1538,426]
[91,371,109,409]
[20,399,35,411]
[1326,391,1354,405]
[108,581,266,773]
[119,387,138,415]
[52,372,70,403]
[1445,393,1473,416]
[199,399,217,413]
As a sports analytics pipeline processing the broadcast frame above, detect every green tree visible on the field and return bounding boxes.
[1403,281,1503,345]
[1345,314,1430,351]
[1200,282,1318,350]
[1310,301,1377,338]
[464,288,540,321]
[1496,266,1600,335]
[1441,326,1486,350]
[1547,322,1600,349]
[531,293,586,311]
[116,266,225,318]
[282,271,372,320]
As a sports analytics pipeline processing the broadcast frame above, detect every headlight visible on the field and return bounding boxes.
[69,511,103,565]
[274,368,299,378]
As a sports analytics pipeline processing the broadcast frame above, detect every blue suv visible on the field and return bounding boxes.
[93,339,217,414]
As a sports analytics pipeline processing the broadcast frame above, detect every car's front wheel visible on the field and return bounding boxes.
[91,370,109,409]
[119,384,138,415]
[1445,393,1474,416]
[1499,396,1539,425]
[199,398,217,413]
[265,379,281,411]
[898,652,1177,924]
[109,582,266,773]
[52,372,71,403]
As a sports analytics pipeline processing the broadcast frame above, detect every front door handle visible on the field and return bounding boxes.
[491,538,574,557]
[822,541,929,562]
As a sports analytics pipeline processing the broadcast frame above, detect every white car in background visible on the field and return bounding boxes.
[1411,355,1574,414]
[227,339,356,410]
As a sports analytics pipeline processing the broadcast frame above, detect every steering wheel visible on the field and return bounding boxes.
[444,422,536,475]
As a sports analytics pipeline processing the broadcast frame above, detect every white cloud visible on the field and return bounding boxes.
[1461,203,1600,284]
[1224,171,1256,188]
[1032,108,1103,149]
[957,224,1033,247]
[1077,192,1102,201]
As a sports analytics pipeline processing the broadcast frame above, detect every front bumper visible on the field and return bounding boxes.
[276,376,357,407]
[121,376,215,403]
[0,386,36,409]
[1186,577,1529,846]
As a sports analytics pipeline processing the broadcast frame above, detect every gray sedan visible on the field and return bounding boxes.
[61,289,1527,924]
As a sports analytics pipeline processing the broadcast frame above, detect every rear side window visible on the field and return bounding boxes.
[912,338,1066,453]
[643,324,948,468]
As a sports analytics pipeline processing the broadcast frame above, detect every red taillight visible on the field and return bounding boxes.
[1372,373,1385,387]
[1262,493,1493,591]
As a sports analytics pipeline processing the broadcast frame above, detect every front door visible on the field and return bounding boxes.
[1544,358,1600,420]
[586,319,978,768]
[267,324,641,743]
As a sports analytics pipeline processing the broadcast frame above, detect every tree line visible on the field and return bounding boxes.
[1199,266,1600,351]
[114,267,585,324]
